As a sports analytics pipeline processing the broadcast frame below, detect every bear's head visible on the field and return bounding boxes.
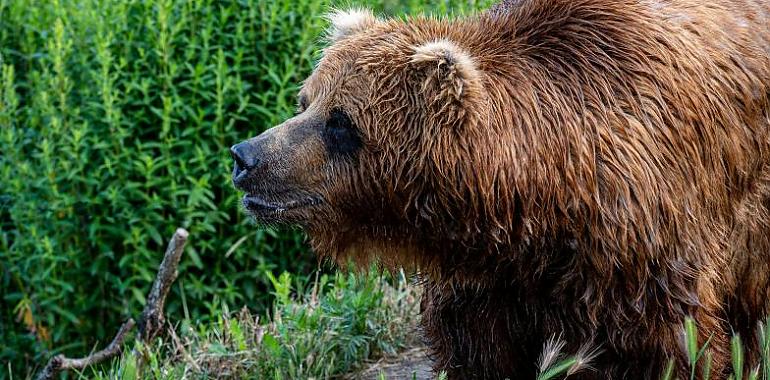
[231,9,521,267]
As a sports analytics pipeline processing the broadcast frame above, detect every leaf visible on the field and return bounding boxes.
[262,333,281,355]
[684,317,699,365]
[733,334,744,380]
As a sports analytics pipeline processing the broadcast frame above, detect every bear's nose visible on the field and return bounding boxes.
[230,142,259,185]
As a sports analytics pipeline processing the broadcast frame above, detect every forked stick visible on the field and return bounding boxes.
[35,319,135,380]
[138,227,189,342]
[35,228,189,380]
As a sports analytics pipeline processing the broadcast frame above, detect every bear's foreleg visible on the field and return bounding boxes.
[420,280,541,379]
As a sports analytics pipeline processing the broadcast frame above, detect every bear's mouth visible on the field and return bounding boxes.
[242,194,322,219]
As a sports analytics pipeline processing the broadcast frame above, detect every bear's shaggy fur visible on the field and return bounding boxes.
[234,0,770,378]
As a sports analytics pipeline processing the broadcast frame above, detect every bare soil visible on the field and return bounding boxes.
[347,347,434,380]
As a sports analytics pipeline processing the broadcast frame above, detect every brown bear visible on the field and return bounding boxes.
[230,0,770,378]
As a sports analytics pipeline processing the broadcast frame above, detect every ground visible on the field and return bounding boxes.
[352,347,433,380]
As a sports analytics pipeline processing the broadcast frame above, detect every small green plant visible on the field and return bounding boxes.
[535,336,599,380]
[81,269,420,380]
[660,317,770,380]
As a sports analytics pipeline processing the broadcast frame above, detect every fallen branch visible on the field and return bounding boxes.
[35,228,189,380]
[35,319,135,380]
[138,227,189,343]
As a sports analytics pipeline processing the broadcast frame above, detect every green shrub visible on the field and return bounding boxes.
[86,269,421,380]
[0,0,491,375]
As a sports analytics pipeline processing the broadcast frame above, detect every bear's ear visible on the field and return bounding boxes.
[410,39,484,129]
[326,8,379,42]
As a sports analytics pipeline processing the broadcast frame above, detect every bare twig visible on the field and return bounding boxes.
[138,227,189,343]
[167,320,201,372]
[35,319,135,380]
[35,227,190,380]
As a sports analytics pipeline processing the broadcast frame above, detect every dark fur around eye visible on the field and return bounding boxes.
[298,95,309,111]
[323,108,361,157]
[296,95,309,115]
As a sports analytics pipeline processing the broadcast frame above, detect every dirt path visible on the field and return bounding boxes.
[349,347,434,380]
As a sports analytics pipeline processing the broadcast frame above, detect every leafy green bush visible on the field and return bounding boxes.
[0,0,491,374]
[79,270,421,380]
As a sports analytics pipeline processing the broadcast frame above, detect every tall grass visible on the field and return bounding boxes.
[531,318,770,380]
[646,317,770,380]
[0,0,492,375]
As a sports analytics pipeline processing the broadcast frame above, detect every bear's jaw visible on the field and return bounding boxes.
[242,194,322,223]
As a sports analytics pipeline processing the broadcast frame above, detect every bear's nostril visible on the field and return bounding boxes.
[230,143,257,173]
[230,146,246,172]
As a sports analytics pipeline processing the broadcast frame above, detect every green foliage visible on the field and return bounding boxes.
[0,0,491,375]
[88,269,421,379]
[659,317,770,380]
[533,317,770,380]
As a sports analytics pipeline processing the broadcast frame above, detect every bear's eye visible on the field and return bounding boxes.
[323,108,361,157]
[296,95,309,115]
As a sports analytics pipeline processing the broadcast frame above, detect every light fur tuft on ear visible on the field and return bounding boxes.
[326,8,378,42]
[411,39,482,101]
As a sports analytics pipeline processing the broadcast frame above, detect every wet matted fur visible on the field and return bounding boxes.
[232,0,770,378]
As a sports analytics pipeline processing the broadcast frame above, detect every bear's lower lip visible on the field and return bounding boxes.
[242,195,320,215]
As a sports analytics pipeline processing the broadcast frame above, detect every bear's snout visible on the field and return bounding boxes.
[230,119,328,223]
